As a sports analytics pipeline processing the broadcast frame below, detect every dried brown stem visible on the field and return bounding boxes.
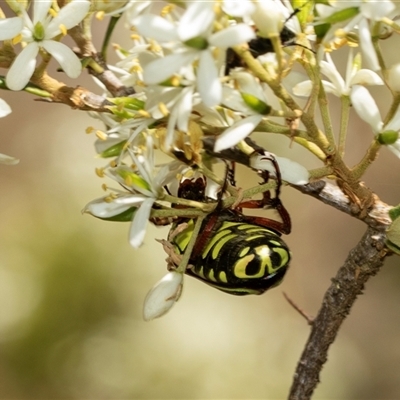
[288,227,390,400]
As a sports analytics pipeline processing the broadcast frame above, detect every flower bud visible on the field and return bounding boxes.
[251,0,284,38]
[377,130,399,145]
[143,271,183,321]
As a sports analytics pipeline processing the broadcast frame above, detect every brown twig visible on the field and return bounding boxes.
[288,227,391,400]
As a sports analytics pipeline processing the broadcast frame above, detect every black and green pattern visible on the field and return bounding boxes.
[171,211,291,295]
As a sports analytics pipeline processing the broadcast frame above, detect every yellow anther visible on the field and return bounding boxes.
[130,33,141,41]
[170,76,180,87]
[158,102,169,117]
[96,11,105,21]
[137,109,151,118]
[12,33,22,45]
[124,175,133,186]
[161,4,175,16]
[148,40,161,53]
[95,167,105,177]
[85,126,95,134]
[109,160,117,168]
[49,8,58,18]
[105,196,114,203]
[95,130,108,141]
[101,183,108,191]
[59,24,67,36]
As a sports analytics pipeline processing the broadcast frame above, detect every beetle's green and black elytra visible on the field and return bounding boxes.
[171,210,291,295]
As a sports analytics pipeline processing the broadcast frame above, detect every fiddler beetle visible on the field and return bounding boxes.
[157,154,292,296]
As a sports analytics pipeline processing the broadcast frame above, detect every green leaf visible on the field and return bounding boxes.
[99,140,127,158]
[319,7,359,25]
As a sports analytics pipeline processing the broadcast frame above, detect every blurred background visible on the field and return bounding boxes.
[1,15,400,400]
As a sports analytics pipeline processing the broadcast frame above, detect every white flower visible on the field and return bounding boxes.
[6,0,90,91]
[83,135,182,248]
[145,78,200,149]
[350,85,400,157]
[135,2,255,107]
[293,50,383,98]
[143,271,183,321]
[316,1,395,71]
[214,71,270,151]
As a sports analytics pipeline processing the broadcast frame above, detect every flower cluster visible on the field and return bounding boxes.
[2,0,400,319]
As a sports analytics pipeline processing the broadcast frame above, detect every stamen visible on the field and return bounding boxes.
[95,130,108,141]
[95,167,105,177]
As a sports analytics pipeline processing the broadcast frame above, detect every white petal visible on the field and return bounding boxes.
[0,153,19,165]
[388,140,400,158]
[46,0,90,36]
[82,197,133,218]
[250,154,310,185]
[384,107,400,131]
[197,50,221,107]
[251,0,284,38]
[178,2,214,41]
[6,42,39,91]
[292,80,312,97]
[143,51,197,85]
[350,69,384,87]
[0,99,12,118]
[143,271,183,321]
[33,0,52,25]
[0,17,24,40]
[321,81,342,97]
[214,115,263,152]
[129,198,154,248]
[350,85,382,133]
[387,63,400,92]
[41,40,82,78]
[222,0,255,17]
[177,86,194,132]
[361,1,395,20]
[209,24,255,48]
[135,15,178,42]
[320,58,345,95]
[231,70,266,101]
[358,19,380,71]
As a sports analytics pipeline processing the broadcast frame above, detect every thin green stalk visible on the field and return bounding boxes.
[338,95,351,157]
[175,215,205,274]
[383,94,400,126]
[351,140,382,181]
[317,80,336,148]
[101,15,121,61]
